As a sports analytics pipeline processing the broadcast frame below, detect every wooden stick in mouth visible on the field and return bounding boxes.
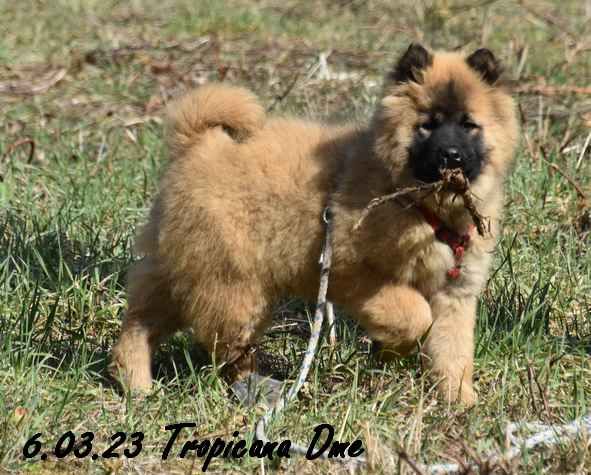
[353,168,490,236]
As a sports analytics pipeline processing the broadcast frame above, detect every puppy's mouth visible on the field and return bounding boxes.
[438,160,477,183]
[411,155,482,184]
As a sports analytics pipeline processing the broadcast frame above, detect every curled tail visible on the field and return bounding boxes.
[166,83,265,154]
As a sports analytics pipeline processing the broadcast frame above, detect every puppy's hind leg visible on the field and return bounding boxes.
[111,258,182,392]
[192,283,280,406]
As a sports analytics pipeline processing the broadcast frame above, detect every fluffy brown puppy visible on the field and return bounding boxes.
[111,44,519,405]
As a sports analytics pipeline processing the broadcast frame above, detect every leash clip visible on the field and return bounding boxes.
[319,206,333,264]
[322,206,332,224]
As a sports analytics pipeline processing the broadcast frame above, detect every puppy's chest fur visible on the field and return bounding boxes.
[331,207,488,301]
[403,233,456,295]
[396,222,489,298]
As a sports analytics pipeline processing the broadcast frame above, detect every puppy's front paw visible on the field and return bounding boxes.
[458,383,477,406]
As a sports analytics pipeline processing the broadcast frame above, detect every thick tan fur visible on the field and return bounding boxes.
[111,50,519,405]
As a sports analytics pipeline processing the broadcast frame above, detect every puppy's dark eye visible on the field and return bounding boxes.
[461,116,480,131]
[418,120,437,136]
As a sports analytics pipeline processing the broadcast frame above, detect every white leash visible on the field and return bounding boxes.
[254,207,367,468]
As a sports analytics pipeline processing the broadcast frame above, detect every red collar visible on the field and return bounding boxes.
[417,205,474,280]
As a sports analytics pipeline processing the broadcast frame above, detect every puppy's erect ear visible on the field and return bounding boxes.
[466,48,502,85]
[390,43,433,84]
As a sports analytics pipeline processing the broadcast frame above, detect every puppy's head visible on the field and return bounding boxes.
[373,43,519,198]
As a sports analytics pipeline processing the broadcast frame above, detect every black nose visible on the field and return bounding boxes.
[440,147,463,168]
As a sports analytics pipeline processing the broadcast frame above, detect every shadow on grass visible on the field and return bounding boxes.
[0,211,131,293]
[477,275,590,358]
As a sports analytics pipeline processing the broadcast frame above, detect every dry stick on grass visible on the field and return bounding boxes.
[526,364,541,418]
[0,68,66,96]
[267,54,327,112]
[267,69,302,112]
[83,38,210,65]
[2,138,35,163]
[517,0,577,41]
[533,367,552,420]
[353,169,490,236]
[512,84,591,96]
[547,162,588,202]
[396,447,426,475]
[455,439,499,474]
[576,132,591,170]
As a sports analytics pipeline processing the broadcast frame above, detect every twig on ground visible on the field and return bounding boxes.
[522,104,591,121]
[0,69,67,96]
[448,0,500,13]
[396,446,426,475]
[2,138,35,163]
[84,38,210,65]
[533,368,552,420]
[457,439,499,474]
[576,131,591,170]
[526,364,541,417]
[512,84,591,96]
[558,116,576,153]
[517,0,577,40]
[267,70,302,112]
[548,163,587,201]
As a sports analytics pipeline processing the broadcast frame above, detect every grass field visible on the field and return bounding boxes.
[1,0,590,473]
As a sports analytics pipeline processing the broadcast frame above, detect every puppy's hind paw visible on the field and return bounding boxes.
[437,380,477,407]
[230,374,285,408]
